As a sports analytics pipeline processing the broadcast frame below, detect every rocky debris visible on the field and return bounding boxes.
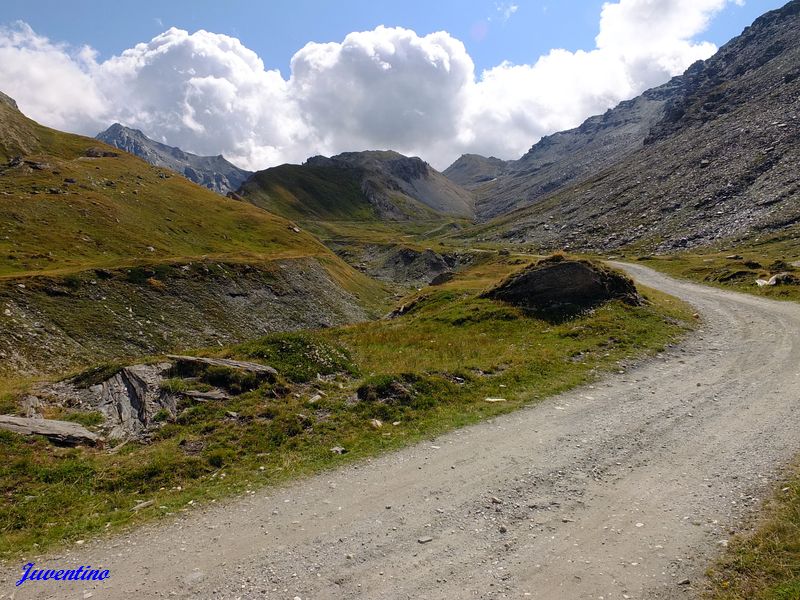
[482,256,642,313]
[380,248,453,287]
[96,124,252,195]
[333,243,473,289]
[0,257,369,377]
[0,415,100,446]
[429,272,455,286]
[167,355,278,379]
[84,146,119,158]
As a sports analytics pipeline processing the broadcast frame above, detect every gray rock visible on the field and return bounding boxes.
[132,500,155,511]
[0,415,100,446]
[183,389,230,402]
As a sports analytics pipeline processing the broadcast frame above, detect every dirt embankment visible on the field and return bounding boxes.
[0,258,370,377]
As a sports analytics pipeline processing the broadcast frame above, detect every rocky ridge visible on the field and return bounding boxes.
[96,123,252,195]
[20,356,279,443]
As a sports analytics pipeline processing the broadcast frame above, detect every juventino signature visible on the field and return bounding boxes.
[16,562,110,586]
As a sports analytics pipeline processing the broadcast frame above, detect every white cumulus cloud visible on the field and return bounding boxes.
[0,0,742,171]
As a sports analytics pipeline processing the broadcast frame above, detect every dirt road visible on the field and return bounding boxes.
[3,264,799,600]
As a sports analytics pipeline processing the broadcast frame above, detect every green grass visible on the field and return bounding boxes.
[240,163,378,223]
[0,100,346,278]
[0,257,694,557]
[0,102,391,377]
[635,230,800,303]
[706,464,800,600]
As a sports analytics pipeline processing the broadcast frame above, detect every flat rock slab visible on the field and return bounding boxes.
[182,389,230,401]
[166,355,278,378]
[0,415,100,446]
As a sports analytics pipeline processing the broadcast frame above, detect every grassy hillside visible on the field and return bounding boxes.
[237,154,474,247]
[0,97,387,377]
[0,100,338,277]
[240,163,377,223]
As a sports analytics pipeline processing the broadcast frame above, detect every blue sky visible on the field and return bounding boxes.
[1,0,784,75]
[0,1,789,169]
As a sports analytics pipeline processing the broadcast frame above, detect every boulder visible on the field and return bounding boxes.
[482,255,642,313]
[0,415,100,446]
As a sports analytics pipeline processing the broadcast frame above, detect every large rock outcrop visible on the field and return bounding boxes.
[22,356,278,442]
[483,257,642,313]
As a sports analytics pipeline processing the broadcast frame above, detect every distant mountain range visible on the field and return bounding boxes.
[240,150,475,224]
[447,0,800,252]
[96,124,252,195]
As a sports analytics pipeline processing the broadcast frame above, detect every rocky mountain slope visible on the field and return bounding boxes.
[240,150,475,223]
[465,78,682,220]
[96,123,252,195]
[466,0,800,252]
[0,95,383,375]
[442,154,508,190]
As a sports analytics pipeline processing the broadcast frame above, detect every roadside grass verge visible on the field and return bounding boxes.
[0,261,694,558]
[706,463,800,600]
[636,231,800,303]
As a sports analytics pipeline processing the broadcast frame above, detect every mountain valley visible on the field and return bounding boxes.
[0,3,799,599]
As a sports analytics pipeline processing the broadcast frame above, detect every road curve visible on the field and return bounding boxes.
[3,264,800,600]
